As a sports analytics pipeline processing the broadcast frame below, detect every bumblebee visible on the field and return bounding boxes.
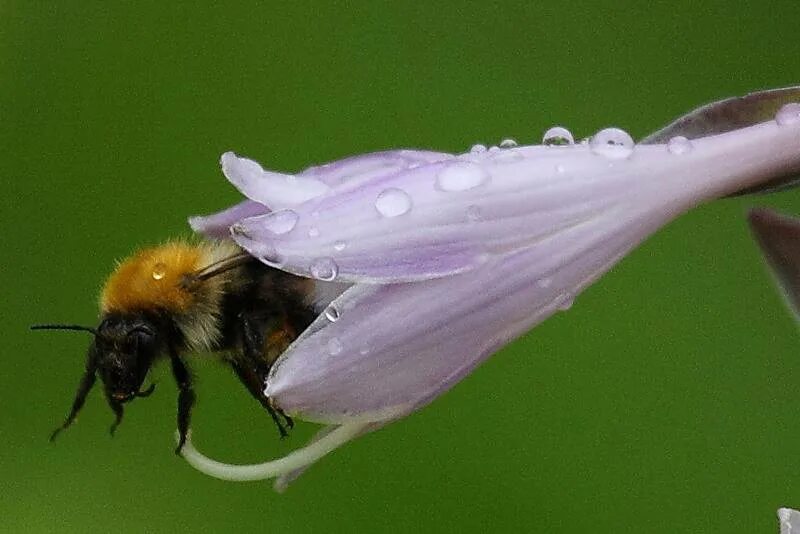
[33,240,320,453]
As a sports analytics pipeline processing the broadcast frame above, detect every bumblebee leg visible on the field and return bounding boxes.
[50,364,97,442]
[108,399,124,436]
[170,350,195,455]
[228,358,291,438]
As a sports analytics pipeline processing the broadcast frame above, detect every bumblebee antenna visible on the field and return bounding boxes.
[186,252,252,284]
[30,324,98,335]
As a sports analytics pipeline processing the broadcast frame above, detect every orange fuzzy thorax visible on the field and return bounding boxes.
[100,242,206,314]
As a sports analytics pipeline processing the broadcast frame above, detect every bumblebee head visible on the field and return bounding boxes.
[94,315,161,404]
[31,315,163,441]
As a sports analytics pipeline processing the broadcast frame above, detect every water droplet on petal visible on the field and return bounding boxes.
[324,305,340,322]
[466,205,483,221]
[261,209,299,235]
[493,149,523,164]
[327,337,343,356]
[308,226,320,237]
[667,135,693,155]
[499,138,518,148]
[436,162,490,192]
[776,102,800,125]
[557,292,574,311]
[537,277,552,288]
[334,240,347,251]
[310,257,339,281]
[590,128,634,159]
[470,143,487,153]
[151,262,167,280]
[488,145,500,152]
[359,346,370,355]
[375,188,412,217]
[542,126,574,146]
[555,164,566,174]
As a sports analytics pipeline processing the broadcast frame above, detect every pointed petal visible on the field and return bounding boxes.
[642,86,800,142]
[236,120,800,283]
[220,152,330,210]
[642,86,800,196]
[748,208,800,318]
[188,200,268,239]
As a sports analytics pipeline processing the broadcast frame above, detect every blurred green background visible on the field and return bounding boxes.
[3,2,800,532]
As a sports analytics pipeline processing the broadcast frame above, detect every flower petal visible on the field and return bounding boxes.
[220,152,330,210]
[235,119,800,283]
[642,86,800,196]
[188,200,268,239]
[642,86,800,142]
[748,208,800,319]
[266,206,667,422]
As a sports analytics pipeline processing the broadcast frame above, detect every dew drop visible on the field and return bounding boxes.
[590,128,634,159]
[359,346,370,355]
[327,337,343,356]
[776,102,800,125]
[557,292,574,311]
[466,205,483,221]
[555,164,566,174]
[470,143,487,153]
[310,257,339,281]
[324,305,340,322]
[667,135,693,155]
[488,145,500,153]
[436,162,490,192]
[151,262,167,280]
[375,188,412,217]
[542,126,575,146]
[499,138,518,148]
[308,226,320,238]
[261,209,299,235]
[333,240,347,251]
[537,277,552,288]
[493,149,523,164]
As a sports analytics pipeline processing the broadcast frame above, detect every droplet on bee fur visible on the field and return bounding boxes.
[152,262,167,280]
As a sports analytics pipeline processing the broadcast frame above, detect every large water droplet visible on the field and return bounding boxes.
[667,136,693,155]
[261,209,299,235]
[375,188,412,217]
[590,128,634,159]
[499,138,518,148]
[542,126,574,146]
[333,240,347,251]
[151,262,167,280]
[436,162,490,192]
[324,305,340,322]
[470,143,487,153]
[776,102,800,125]
[310,257,339,281]
[327,337,343,356]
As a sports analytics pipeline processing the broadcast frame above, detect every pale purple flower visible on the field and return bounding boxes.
[183,87,800,489]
